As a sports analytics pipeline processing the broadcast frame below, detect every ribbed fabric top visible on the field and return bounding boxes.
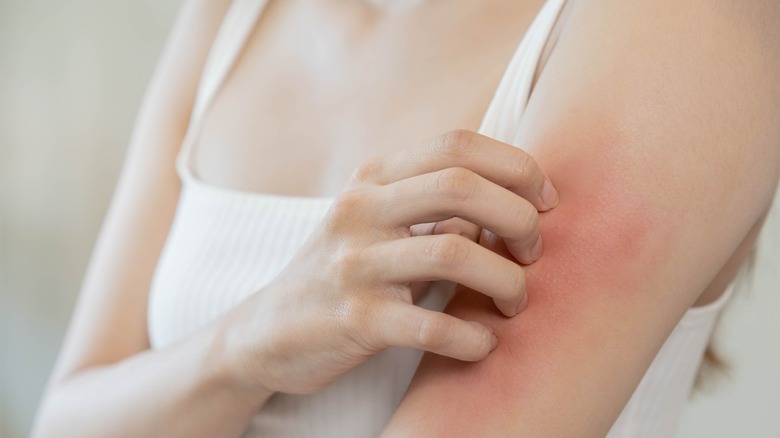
[147,0,735,436]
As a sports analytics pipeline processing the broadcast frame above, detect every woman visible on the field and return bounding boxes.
[33,0,779,436]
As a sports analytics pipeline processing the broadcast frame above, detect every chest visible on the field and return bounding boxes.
[191,0,546,197]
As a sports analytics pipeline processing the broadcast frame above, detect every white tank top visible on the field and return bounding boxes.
[148,0,735,436]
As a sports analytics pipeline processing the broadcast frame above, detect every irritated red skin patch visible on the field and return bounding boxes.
[398,142,680,436]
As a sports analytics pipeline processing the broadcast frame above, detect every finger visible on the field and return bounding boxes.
[479,227,501,251]
[409,216,482,303]
[366,234,527,317]
[381,167,543,264]
[478,230,531,312]
[375,300,498,361]
[349,129,558,211]
[410,217,481,242]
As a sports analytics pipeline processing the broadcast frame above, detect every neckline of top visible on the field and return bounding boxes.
[176,0,568,202]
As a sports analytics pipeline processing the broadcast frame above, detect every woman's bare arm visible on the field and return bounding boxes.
[31,1,272,437]
[33,2,568,436]
[383,0,780,436]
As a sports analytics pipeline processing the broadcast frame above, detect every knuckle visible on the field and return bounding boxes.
[512,204,539,236]
[431,219,477,241]
[416,314,446,349]
[435,129,476,158]
[349,157,383,186]
[334,248,364,285]
[338,295,388,351]
[510,268,527,301]
[426,234,468,269]
[337,294,372,337]
[475,324,494,358]
[327,188,370,230]
[332,189,363,215]
[430,167,477,202]
[513,151,535,181]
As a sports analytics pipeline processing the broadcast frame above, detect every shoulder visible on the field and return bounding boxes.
[526,0,780,210]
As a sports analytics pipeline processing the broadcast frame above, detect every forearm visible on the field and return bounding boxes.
[33,319,271,438]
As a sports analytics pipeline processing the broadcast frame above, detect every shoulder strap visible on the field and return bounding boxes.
[190,0,270,123]
[477,0,567,147]
[178,0,270,178]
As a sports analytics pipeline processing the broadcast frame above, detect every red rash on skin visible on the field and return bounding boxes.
[401,143,680,435]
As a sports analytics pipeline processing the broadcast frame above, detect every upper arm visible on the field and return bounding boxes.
[384,0,780,435]
[47,0,233,385]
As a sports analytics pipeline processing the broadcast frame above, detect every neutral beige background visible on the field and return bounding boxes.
[1,1,778,437]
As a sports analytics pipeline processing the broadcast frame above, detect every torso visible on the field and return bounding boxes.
[188,0,752,309]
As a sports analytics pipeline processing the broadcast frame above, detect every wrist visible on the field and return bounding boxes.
[202,308,275,410]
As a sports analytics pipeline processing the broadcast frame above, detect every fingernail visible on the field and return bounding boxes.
[491,333,498,351]
[516,293,528,315]
[530,235,543,261]
[540,177,559,209]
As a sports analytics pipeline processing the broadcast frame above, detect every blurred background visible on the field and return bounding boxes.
[1,1,778,437]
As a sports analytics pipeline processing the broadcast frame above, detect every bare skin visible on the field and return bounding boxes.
[33,0,779,436]
[193,0,747,306]
[382,0,779,435]
[193,0,549,198]
[34,1,557,436]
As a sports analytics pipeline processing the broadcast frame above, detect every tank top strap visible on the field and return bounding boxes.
[477,0,566,148]
[178,0,271,178]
